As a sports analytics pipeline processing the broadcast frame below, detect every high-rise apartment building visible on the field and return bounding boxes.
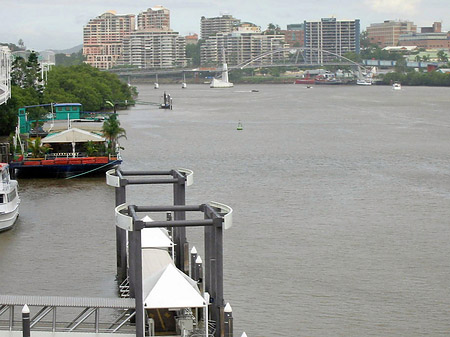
[137,6,170,30]
[201,25,287,66]
[200,15,241,39]
[366,20,417,48]
[120,30,187,68]
[83,8,186,70]
[83,11,136,69]
[304,18,360,64]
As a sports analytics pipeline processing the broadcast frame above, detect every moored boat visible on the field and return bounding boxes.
[295,78,315,85]
[0,163,20,231]
[356,79,373,86]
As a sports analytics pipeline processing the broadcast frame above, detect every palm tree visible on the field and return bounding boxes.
[101,114,126,155]
[27,137,51,158]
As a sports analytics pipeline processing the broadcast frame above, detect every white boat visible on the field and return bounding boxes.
[181,73,187,89]
[356,79,372,86]
[210,62,233,88]
[392,82,402,90]
[0,163,20,231]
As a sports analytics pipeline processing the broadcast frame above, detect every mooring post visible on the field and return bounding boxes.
[128,207,145,337]
[224,303,233,337]
[196,255,204,322]
[115,183,127,284]
[214,217,225,322]
[190,246,198,279]
[22,305,30,337]
[173,171,188,274]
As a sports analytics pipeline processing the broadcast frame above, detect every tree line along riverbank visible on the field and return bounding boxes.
[0,52,136,136]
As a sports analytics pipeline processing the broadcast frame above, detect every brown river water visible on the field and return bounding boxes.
[1,83,450,336]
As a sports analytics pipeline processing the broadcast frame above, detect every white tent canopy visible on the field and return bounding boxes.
[42,127,105,143]
[143,264,206,309]
[142,249,174,281]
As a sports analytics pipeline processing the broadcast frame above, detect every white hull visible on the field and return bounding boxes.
[357,80,372,86]
[0,205,19,231]
[0,164,20,232]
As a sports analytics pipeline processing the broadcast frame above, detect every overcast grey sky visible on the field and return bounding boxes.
[1,0,449,51]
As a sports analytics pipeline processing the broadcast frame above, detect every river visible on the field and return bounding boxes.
[1,83,450,336]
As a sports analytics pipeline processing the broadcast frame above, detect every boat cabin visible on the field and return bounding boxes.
[54,103,82,120]
[18,103,83,134]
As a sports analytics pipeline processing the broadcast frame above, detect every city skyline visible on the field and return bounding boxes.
[1,0,449,51]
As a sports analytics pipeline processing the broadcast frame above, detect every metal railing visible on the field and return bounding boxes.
[0,295,136,334]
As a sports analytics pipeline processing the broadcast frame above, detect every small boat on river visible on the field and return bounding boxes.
[392,82,402,90]
[0,163,20,231]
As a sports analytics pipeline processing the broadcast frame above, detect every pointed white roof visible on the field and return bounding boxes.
[142,249,174,281]
[141,227,173,248]
[143,264,206,309]
[42,128,105,143]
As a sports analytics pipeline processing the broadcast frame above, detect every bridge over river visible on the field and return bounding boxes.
[108,46,439,78]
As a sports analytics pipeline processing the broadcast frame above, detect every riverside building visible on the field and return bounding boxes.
[304,18,360,64]
[137,6,170,30]
[120,30,187,69]
[83,11,136,69]
[200,15,241,39]
[281,23,305,47]
[398,22,450,49]
[366,20,417,48]
[200,23,288,66]
[83,7,186,70]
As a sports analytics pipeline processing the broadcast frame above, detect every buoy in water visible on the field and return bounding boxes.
[237,121,243,130]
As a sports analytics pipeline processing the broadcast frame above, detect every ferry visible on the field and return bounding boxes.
[0,163,20,231]
[9,103,122,178]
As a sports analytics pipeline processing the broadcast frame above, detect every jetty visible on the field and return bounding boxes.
[0,168,236,337]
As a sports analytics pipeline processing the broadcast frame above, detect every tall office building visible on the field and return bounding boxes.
[304,18,360,64]
[200,15,241,39]
[367,20,417,48]
[137,6,170,30]
[282,23,304,47]
[120,30,187,69]
[83,11,136,69]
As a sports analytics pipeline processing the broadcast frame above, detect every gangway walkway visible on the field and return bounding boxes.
[0,295,136,336]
